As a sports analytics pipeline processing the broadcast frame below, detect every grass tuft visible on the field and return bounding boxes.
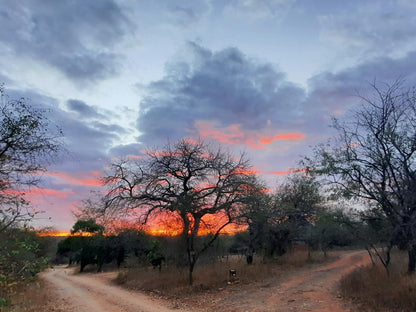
[340,252,416,312]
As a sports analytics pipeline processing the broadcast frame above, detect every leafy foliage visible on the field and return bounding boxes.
[244,174,324,258]
[0,229,49,306]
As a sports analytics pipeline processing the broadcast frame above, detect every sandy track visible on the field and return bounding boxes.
[263,250,370,311]
[39,267,188,312]
[184,250,370,312]
[40,250,370,312]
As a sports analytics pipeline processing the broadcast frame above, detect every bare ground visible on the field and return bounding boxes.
[38,267,190,312]
[39,250,370,312]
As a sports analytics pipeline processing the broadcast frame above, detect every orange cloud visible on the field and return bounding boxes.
[194,120,305,149]
[45,171,102,186]
[259,133,305,144]
[6,188,74,199]
[271,168,307,175]
[232,167,260,175]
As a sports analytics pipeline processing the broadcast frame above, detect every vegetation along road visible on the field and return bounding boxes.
[40,250,370,312]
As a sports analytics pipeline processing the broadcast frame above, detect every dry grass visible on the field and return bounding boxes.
[119,249,333,298]
[340,251,416,312]
[0,279,61,312]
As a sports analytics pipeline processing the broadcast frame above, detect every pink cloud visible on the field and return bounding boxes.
[45,171,102,186]
[28,188,74,199]
[194,120,305,149]
[270,168,307,175]
[6,188,74,200]
[259,133,305,144]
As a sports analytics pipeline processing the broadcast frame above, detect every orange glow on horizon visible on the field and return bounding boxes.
[145,211,247,236]
[38,212,248,238]
[37,231,93,237]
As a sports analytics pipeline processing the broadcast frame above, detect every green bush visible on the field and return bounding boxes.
[0,228,49,306]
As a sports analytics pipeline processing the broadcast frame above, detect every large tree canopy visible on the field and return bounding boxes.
[103,139,262,284]
[306,80,416,272]
[0,85,62,231]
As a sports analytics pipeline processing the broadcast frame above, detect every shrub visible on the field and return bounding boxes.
[0,228,49,307]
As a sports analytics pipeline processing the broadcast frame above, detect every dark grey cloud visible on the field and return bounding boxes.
[307,51,416,115]
[4,87,131,178]
[66,99,102,119]
[91,121,127,135]
[0,0,132,82]
[137,43,306,146]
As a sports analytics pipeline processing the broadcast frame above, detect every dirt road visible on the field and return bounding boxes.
[39,267,189,312]
[186,250,370,312]
[40,250,370,312]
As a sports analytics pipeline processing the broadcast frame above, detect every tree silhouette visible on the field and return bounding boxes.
[307,80,416,272]
[104,139,262,284]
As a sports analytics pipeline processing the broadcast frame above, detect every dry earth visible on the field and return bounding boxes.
[39,250,370,312]
[39,267,190,312]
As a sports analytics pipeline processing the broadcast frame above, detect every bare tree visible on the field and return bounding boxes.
[306,80,416,272]
[0,85,63,231]
[103,139,262,285]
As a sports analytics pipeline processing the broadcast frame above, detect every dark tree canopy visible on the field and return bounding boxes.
[71,219,104,235]
[104,139,262,284]
[243,174,323,258]
[306,80,416,272]
[0,85,63,231]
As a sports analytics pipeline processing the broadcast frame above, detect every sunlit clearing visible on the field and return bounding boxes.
[36,231,94,237]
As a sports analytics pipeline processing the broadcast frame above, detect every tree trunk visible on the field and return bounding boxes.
[408,245,416,273]
[189,260,195,286]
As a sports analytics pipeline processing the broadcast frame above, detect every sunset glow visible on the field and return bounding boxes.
[37,231,93,237]
[195,120,305,149]
[271,168,307,175]
[259,133,305,144]
[6,188,74,199]
[3,1,411,233]
[38,212,246,237]
[45,171,102,187]
[145,211,246,236]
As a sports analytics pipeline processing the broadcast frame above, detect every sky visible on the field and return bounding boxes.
[1,0,416,232]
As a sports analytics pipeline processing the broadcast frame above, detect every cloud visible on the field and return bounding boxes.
[0,0,133,82]
[166,1,211,27]
[307,50,416,116]
[195,120,305,149]
[5,87,130,178]
[223,0,296,20]
[319,1,416,60]
[270,168,306,176]
[137,43,307,150]
[44,171,102,187]
[66,99,103,119]
[108,143,144,158]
